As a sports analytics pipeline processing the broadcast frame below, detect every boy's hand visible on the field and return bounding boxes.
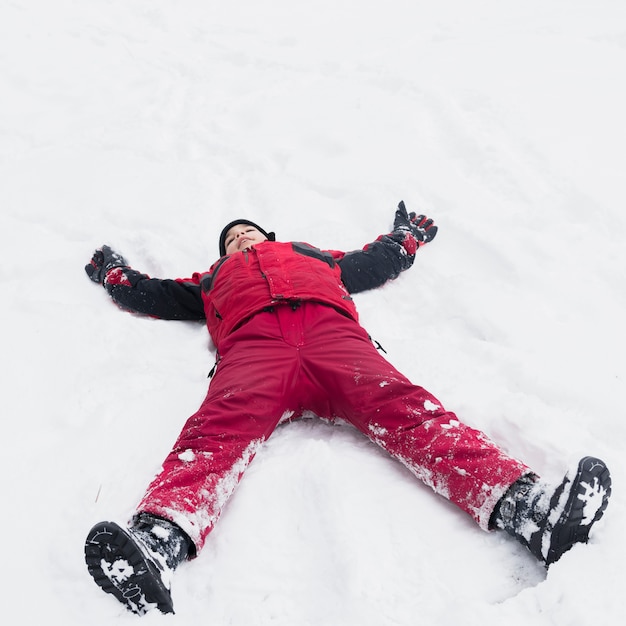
[393,201,438,247]
[85,245,129,284]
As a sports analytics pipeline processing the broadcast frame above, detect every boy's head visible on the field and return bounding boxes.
[219,219,275,256]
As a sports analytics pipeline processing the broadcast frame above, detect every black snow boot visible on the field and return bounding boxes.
[84,513,193,615]
[492,456,611,566]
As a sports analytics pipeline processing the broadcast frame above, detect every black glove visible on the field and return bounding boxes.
[85,245,129,284]
[393,200,438,247]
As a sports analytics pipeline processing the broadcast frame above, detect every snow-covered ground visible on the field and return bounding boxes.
[1,1,625,623]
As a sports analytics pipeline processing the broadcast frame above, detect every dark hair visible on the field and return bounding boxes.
[218,219,275,256]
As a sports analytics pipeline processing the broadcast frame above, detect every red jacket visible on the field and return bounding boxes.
[103,232,415,350]
[192,241,358,348]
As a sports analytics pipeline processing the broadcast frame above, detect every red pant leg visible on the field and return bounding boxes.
[297,304,530,530]
[137,302,530,553]
[136,311,302,551]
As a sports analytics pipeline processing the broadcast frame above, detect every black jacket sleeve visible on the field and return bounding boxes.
[103,267,206,321]
[337,234,415,294]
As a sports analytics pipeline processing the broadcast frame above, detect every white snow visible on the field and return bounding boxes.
[579,478,609,526]
[178,449,196,463]
[103,558,134,585]
[1,0,624,624]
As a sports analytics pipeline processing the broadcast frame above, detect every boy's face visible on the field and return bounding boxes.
[224,224,268,254]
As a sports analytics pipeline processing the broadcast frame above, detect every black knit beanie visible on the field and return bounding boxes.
[218,219,275,256]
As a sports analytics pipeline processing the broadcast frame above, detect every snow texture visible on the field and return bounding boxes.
[1,0,624,624]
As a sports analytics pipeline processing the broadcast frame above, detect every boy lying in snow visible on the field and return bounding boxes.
[84,202,611,615]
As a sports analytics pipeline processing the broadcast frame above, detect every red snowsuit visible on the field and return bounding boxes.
[104,237,529,552]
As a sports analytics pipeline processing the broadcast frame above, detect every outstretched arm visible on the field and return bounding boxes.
[337,201,437,294]
[85,245,206,321]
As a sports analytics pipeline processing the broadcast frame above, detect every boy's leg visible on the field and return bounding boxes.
[136,311,302,551]
[300,305,530,530]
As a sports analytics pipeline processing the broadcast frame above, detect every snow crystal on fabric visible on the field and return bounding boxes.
[178,449,196,462]
[369,424,388,437]
[424,399,441,411]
